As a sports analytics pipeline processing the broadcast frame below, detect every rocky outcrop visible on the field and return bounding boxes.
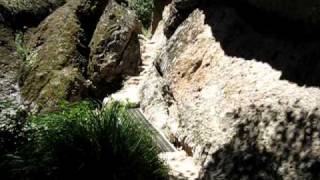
[88,0,141,98]
[141,1,320,179]
[19,0,108,112]
[18,0,144,112]
[0,0,67,28]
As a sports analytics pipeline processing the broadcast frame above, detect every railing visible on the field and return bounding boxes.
[125,108,177,152]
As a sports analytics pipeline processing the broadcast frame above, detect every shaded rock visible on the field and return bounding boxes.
[240,0,320,27]
[0,0,67,28]
[151,0,171,33]
[141,2,320,179]
[88,0,141,98]
[20,0,108,112]
[0,23,27,156]
[163,0,201,38]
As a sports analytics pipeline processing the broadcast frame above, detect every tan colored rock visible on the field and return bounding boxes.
[141,3,320,179]
[159,151,201,180]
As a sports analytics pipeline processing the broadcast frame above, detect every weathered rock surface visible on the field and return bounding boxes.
[0,24,26,150]
[141,2,320,179]
[163,0,200,38]
[0,0,67,27]
[88,0,141,98]
[19,0,108,112]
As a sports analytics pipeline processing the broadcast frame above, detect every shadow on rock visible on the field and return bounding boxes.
[201,2,320,87]
[202,105,320,180]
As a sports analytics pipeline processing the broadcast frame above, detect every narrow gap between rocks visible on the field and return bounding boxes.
[76,0,109,78]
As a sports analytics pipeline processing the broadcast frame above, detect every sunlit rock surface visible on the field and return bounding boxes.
[141,1,320,179]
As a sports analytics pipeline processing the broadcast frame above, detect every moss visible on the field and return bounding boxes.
[20,1,86,112]
[88,0,141,91]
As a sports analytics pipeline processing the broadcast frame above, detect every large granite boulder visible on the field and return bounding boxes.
[0,0,67,27]
[20,0,108,112]
[141,2,320,179]
[88,0,141,97]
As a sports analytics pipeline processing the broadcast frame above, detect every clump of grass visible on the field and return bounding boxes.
[2,101,168,180]
[129,0,154,27]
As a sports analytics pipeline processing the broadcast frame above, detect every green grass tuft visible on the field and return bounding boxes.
[1,101,168,180]
[14,31,28,61]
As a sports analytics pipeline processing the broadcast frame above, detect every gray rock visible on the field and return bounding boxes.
[20,0,108,113]
[88,0,141,96]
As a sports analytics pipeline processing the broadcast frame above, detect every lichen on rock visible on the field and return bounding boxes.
[19,0,108,112]
[141,1,320,179]
[88,0,142,97]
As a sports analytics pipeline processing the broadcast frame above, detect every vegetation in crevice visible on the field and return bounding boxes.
[128,0,154,27]
[14,31,27,61]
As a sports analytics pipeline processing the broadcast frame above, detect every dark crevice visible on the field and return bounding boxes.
[88,76,124,100]
[76,0,109,79]
[151,0,171,34]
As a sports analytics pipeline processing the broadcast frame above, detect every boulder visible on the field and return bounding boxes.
[20,0,107,112]
[88,0,141,97]
[163,0,201,38]
[141,2,320,179]
[0,0,67,27]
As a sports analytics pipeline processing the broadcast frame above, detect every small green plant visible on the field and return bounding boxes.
[129,0,154,27]
[0,100,13,109]
[142,27,152,38]
[2,101,168,180]
[14,31,28,60]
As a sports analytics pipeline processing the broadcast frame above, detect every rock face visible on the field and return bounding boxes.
[88,0,141,97]
[0,0,67,27]
[18,0,143,112]
[163,0,200,38]
[0,24,25,131]
[141,1,320,179]
[19,0,108,112]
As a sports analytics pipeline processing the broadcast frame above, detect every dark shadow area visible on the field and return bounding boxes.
[87,76,124,100]
[203,144,281,180]
[76,0,109,78]
[0,1,66,29]
[200,1,320,87]
[203,106,320,180]
[152,0,171,34]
